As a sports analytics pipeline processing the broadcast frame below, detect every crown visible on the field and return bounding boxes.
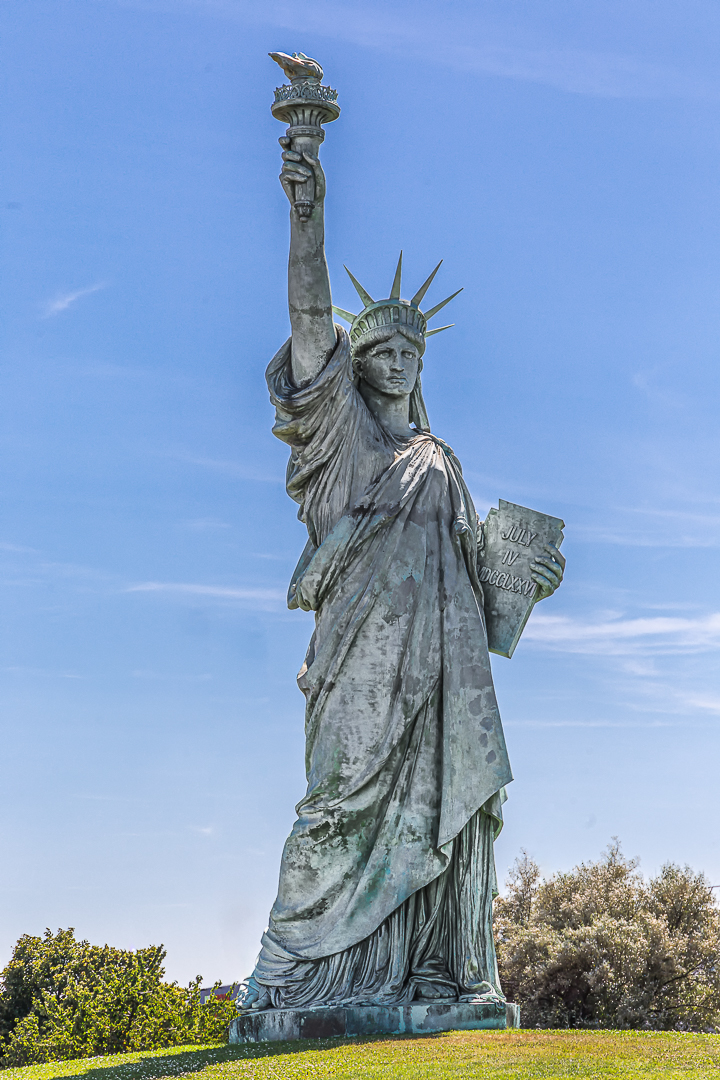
[332,253,462,354]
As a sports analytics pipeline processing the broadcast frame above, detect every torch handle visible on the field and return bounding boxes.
[288,130,323,221]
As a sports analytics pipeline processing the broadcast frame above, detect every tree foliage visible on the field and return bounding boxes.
[494,841,720,1031]
[0,929,237,1066]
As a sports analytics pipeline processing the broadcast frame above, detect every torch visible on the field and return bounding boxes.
[269,52,340,222]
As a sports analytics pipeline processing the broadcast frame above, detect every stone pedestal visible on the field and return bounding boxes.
[228,1000,520,1044]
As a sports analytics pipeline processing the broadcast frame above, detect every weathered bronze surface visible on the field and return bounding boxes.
[234,51,565,1020]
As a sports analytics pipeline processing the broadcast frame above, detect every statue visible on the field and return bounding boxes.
[236,52,565,1021]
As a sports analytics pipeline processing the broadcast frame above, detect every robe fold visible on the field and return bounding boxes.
[252,328,513,1006]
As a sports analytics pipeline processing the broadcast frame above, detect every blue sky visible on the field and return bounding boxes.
[1,0,720,985]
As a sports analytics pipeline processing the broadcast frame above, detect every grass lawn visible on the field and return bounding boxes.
[2,1031,720,1080]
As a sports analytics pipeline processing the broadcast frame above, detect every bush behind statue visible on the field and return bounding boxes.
[0,929,237,1066]
[494,841,720,1031]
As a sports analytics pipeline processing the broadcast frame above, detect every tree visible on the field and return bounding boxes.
[0,929,236,1066]
[494,841,720,1031]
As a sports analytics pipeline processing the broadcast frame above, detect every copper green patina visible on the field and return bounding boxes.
[233,51,565,1033]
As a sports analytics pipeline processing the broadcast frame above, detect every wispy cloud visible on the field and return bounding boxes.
[506,718,674,728]
[127,0,720,101]
[0,542,116,590]
[571,526,720,549]
[525,611,720,656]
[42,282,107,318]
[126,581,286,603]
[2,665,83,679]
[1,542,290,608]
[174,454,282,484]
[572,505,720,549]
[182,518,233,531]
[687,694,720,715]
[131,668,213,680]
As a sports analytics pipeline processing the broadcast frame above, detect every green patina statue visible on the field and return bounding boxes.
[236,51,565,1017]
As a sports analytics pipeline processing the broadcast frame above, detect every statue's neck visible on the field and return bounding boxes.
[358,382,414,438]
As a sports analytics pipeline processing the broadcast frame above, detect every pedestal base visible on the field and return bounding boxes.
[228,1000,520,1044]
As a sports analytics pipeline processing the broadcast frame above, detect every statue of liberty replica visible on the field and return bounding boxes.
[233,52,565,1039]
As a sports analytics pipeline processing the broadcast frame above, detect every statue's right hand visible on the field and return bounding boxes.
[279,136,326,207]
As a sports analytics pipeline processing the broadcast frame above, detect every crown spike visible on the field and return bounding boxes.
[390,251,403,300]
[332,305,356,324]
[425,323,454,337]
[424,288,463,321]
[344,267,374,307]
[410,261,443,308]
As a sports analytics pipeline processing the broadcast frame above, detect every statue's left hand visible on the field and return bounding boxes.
[530,544,565,601]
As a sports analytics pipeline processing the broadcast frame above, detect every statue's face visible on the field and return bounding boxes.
[357,333,420,398]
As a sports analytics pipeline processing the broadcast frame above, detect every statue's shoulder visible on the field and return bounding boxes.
[424,432,459,461]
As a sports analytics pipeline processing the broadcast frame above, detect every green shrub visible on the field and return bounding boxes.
[0,929,237,1066]
[494,841,720,1031]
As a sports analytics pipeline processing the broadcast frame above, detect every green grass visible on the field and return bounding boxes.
[2,1031,720,1080]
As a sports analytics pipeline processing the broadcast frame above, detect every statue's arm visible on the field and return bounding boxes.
[279,137,336,386]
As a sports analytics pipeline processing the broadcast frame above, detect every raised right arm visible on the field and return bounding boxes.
[279,138,337,386]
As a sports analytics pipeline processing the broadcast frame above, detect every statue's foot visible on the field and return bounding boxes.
[237,976,272,1013]
[414,981,457,1001]
[458,982,504,1005]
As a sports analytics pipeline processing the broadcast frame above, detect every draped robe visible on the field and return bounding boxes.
[252,328,513,1007]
